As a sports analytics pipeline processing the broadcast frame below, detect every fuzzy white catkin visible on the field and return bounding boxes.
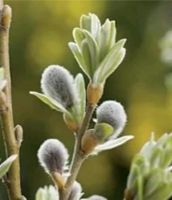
[37,139,69,174]
[69,181,82,200]
[41,65,76,108]
[96,100,127,136]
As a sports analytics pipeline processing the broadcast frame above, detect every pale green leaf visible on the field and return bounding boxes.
[73,28,85,49]
[80,13,100,38]
[0,155,17,178]
[160,146,172,167]
[144,168,163,197]
[81,39,92,77]
[93,135,134,154]
[93,39,126,84]
[150,147,163,167]
[140,140,156,160]
[30,91,68,114]
[83,30,99,74]
[68,42,91,78]
[80,14,91,32]
[127,164,139,190]
[74,73,86,121]
[97,19,116,60]
[146,182,172,200]
[136,172,143,200]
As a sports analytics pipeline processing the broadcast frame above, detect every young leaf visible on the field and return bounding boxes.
[30,91,69,114]
[68,42,91,78]
[81,39,92,77]
[97,19,116,60]
[0,155,17,178]
[93,39,126,84]
[83,30,99,74]
[144,168,163,197]
[80,13,101,38]
[94,123,114,141]
[92,135,134,154]
[73,28,85,49]
[74,73,86,121]
[146,182,172,200]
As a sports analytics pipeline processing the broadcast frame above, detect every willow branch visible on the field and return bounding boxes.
[60,104,96,200]
[0,2,22,200]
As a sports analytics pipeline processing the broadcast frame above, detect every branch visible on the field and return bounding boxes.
[60,104,96,200]
[0,2,23,200]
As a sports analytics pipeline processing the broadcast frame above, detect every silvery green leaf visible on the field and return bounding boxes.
[30,91,69,114]
[163,134,172,148]
[35,185,59,200]
[97,19,116,60]
[68,42,91,78]
[73,28,85,49]
[83,30,99,74]
[92,135,134,154]
[140,139,156,160]
[144,168,163,197]
[127,163,140,190]
[80,14,91,32]
[150,147,163,167]
[160,146,172,167]
[0,155,17,179]
[93,39,126,84]
[80,13,101,38]
[133,155,150,176]
[136,172,143,200]
[156,133,169,147]
[81,39,92,77]
[145,182,172,200]
[74,73,86,121]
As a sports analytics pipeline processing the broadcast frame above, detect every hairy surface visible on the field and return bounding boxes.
[68,181,82,200]
[41,65,76,108]
[37,139,69,174]
[96,100,127,136]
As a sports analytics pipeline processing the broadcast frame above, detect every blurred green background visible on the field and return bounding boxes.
[1,0,172,199]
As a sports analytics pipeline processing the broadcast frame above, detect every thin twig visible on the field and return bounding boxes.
[60,104,96,200]
[0,1,22,200]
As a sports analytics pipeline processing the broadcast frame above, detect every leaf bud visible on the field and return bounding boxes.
[81,129,99,155]
[87,82,104,105]
[63,112,79,132]
[94,123,114,142]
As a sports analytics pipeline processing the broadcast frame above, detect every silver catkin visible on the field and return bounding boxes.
[68,181,82,200]
[37,139,69,174]
[41,65,76,108]
[96,100,127,136]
